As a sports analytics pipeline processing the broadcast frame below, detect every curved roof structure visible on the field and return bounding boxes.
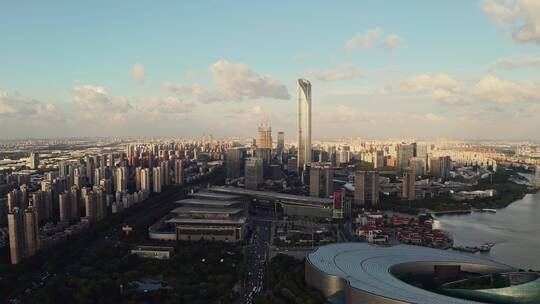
[307,243,514,304]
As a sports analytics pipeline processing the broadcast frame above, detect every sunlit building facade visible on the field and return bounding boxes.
[297,78,312,171]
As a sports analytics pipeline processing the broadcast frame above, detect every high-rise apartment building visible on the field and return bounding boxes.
[70,186,81,219]
[161,160,170,186]
[245,158,264,190]
[297,79,312,171]
[135,167,142,191]
[84,190,97,223]
[402,168,416,201]
[59,192,72,222]
[153,167,162,193]
[534,165,540,188]
[7,189,20,212]
[174,159,184,186]
[309,163,334,198]
[140,168,151,193]
[7,207,25,264]
[28,152,39,169]
[373,151,385,169]
[115,167,127,193]
[23,206,39,257]
[354,170,380,207]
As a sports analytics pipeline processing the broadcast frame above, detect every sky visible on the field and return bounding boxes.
[1,0,539,140]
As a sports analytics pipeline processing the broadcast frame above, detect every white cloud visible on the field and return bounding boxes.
[381,34,401,51]
[210,59,290,100]
[482,0,540,44]
[400,74,466,104]
[165,59,290,103]
[138,96,195,114]
[71,84,196,124]
[131,63,145,84]
[345,28,401,51]
[401,74,540,105]
[345,28,384,51]
[490,56,540,70]
[307,64,364,81]
[472,76,540,103]
[72,85,132,113]
[423,113,446,122]
[163,83,225,103]
[0,90,63,122]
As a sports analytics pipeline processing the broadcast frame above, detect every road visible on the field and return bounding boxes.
[243,210,272,304]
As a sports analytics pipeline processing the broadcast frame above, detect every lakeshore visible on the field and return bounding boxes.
[434,190,540,271]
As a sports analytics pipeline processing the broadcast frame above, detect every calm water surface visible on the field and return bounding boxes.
[434,190,540,270]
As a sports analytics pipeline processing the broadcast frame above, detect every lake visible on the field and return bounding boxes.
[434,189,540,271]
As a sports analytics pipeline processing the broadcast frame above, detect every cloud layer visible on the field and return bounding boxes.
[307,64,363,81]
[0,90,63,122]
[482,0,540,44]
[345,28,401,51]
[131,63,145,84]
[401,74,540,104]
[166,60,290,102]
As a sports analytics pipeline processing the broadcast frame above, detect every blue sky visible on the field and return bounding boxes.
[1,0,539,139]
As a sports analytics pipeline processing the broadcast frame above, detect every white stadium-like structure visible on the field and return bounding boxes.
[305,243,515,304]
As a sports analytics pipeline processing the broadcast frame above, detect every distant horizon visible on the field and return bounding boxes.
[1,135,539,144]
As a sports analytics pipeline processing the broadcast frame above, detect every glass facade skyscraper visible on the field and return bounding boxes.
[297,78,311,171]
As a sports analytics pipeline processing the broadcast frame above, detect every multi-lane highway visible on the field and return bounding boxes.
[243,211,272,304]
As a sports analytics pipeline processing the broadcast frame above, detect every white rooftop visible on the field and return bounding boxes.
[307,243,514,304]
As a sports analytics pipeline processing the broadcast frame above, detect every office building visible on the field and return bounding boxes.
[430,156,452,181]
[410,157,426,176]
[354,170,380,207]
[287,157,298,174]
[254,147,272,164]
[309,163,334,198]
[396,144,415,172]
[297,78,312,171]
[276,131,285,155]
[245,158,264,190]
[402,168,416,200]
[226,148,244,180]
[257,123,272,149]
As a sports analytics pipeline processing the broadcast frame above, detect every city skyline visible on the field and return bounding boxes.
[1,1,540,140]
